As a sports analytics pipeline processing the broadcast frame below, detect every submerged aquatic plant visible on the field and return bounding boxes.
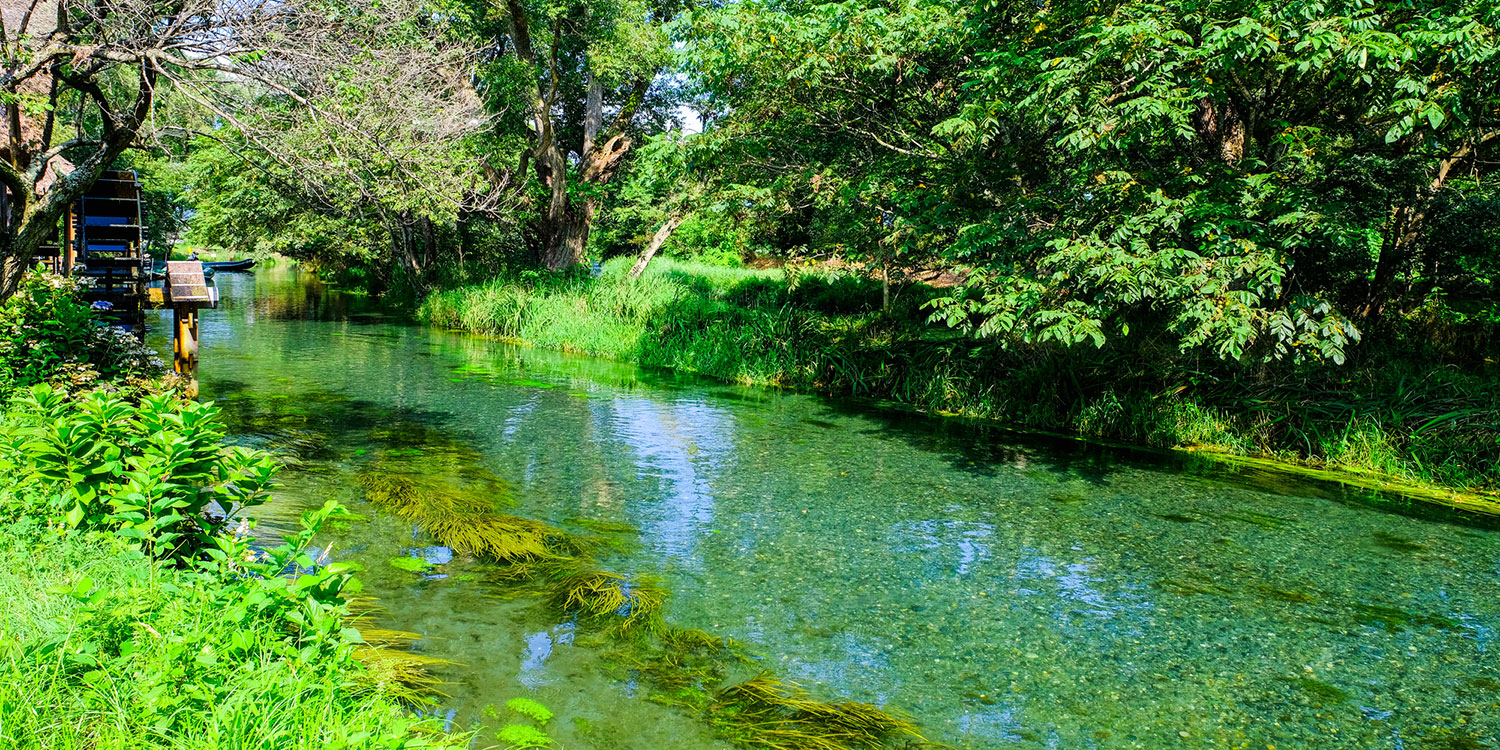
[342,598,449,704]
[505,697,554,725]
[1350,602,1458,633]
[496,723,553,748]
[357,472,573,564]
[482,697,557,748]
[352,645,453,704]
[709,674,929,750]
[663,626,734,653]
[426,515,564,562]
[389,555,432,573]
[357,473,497,521]
[1289,677,1350,704]
[355,437,939,747]
[566,516,640,535]
[357,627,424,648]
[550,570,666,636]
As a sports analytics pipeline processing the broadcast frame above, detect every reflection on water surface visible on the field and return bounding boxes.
[154,269,1500,749]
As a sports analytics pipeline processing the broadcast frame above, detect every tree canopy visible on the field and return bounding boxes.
[5,0,1495,364]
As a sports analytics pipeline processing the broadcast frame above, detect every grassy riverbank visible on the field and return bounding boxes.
[420,258,1500,504]
[0,519,457,749]
[0,273,461,749]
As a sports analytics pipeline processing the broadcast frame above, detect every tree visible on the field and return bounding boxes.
[0,0,478,302]
[0,0,159,300]
[186,36,491,289]
[452,0,684,270]
[930,0,1500,360]
[685,0,976,295]
[688,0,1499,360]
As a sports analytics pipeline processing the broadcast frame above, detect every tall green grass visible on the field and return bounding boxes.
[420,258,783,360]
[0,525,455,750]
[420,258,1499,495]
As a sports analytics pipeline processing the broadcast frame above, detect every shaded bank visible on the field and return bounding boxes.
[419,258,1500,512]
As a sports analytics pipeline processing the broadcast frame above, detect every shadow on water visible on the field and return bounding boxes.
[228,264,1494,534]
[211,267,1499,530]
[211,268,398,324]
[807,393,1500,531]
[207,378,467,465]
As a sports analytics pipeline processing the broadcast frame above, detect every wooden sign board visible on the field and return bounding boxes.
[164,261,214,304]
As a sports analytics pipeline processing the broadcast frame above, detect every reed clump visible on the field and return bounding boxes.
[425,514,564,562]
[352,645,453,703]
[344,600,452,704]
[357,627,424,648]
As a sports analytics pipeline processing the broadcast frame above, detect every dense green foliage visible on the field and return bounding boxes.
[935,0,1500,357]
[423,260,1498,494]
[0,274,163,396]
[43,0,1495,497]
[155,0,1498,359]
[0,279,463,749]
[0,507,457,749]
[686,0,1500,360]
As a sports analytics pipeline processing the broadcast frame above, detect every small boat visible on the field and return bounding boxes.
[203,259,256,272]
[149,263,216,281]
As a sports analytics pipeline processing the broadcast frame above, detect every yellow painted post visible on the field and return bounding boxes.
[62,202,77,274]
[173,305,199,397]
[164,261,212,398]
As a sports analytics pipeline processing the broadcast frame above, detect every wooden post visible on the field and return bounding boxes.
[173,305,199,397]
[163,261,212,398]
[62,201,77,274]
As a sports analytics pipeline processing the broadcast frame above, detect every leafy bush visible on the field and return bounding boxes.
[0,272,165,396]
[0,385,278,559]
[0,382,464,748]
[0,504,460,749]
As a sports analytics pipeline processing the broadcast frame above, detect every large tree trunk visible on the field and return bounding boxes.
[506,0,649,272]
[540,74,608,270]
[1358,132,1496,318]
[1361,206,1418,318]
[627,212,686,280]
[546,197,598,270]
[537,130,636,271]
[537,142,573,269]
[388,211,430,291]
[1193,96,1246,165]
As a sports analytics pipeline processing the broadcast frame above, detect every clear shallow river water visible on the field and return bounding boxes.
[150,269,1500,750]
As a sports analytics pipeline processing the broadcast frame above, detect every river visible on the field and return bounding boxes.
[150,268,1500,749]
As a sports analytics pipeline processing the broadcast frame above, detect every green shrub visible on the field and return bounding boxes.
[0,380,464,748]
[0,504,459,749]
[0,384,278,559]
[0,271,164,395]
